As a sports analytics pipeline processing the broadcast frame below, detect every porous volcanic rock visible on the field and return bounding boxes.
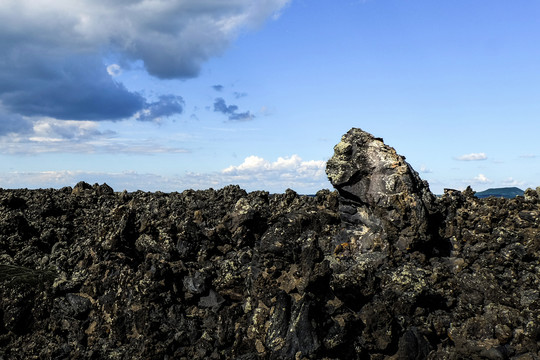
[326,128,442,259]
[0,130,539,360]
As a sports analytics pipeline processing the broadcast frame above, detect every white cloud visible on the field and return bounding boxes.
[30,119,106,142]
[223,155,268,173]
[455,153,487,161]
[223,155,325,176]
[419,165,432,173]
[0,154,331,194]
[472,174,491,184]
[219,155,328,193]
[106,64,122,77]
[0,118,189,155]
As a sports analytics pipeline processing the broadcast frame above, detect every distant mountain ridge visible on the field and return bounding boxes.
[475,187,524,198]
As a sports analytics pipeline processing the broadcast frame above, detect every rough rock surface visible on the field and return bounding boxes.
[0,128,539,359]
[326,128,440,257]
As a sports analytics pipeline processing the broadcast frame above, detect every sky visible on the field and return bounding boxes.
[0,0,539,195]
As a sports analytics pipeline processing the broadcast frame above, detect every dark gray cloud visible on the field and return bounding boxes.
[0,109,33,136]
[137,95,184,122]
[214,98,238,115]
[213,98,254,121]
[0,1,290,80]
[212,85,224,92]
[0,0,289,131]
[0,55,145,121]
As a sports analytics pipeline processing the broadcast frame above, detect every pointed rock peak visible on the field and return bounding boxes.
[326,128,431,207]
[326,128,438,253]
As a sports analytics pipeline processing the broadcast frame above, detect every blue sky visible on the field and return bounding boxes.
[0,0,539,194]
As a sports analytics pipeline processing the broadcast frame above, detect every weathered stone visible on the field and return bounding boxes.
[56,293,92,320]
[183,271,207,295]
[326,128,438,258]
[326,128,430,209]
[0,131,538,359]
[71,181,92,195]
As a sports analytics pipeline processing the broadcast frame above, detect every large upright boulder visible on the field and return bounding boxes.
[326,128,436,254]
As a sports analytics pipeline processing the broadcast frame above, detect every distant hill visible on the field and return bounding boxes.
[475,187,524,198]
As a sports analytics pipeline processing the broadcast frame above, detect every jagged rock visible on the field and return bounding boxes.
[71,181,93,195]
[0,130,539,359]
[326,128,431,209]
[326,128,439,260]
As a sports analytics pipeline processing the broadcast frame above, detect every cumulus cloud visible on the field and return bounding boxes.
[220,155,328,191]
[0,0,290,129]
[455,153,488,161]
[222,155,325,174]
[472,174,491,184]
[213,98,254,121]
[0,155,329,193]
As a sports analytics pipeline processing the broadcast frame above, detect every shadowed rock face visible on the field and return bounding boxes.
[326,128,436,253]
[0,129,540,360]
[326,128,431,207]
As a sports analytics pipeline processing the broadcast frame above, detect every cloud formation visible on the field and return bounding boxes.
[221,155,327,191]
[213,98,255,121]
[472,174,491,184]
[29,119,113,143]
[136,95,185,122]
[0,107,33,136]
[0,0,290,130]
[0,155,329,193]
[0,55,145,121]
[0,0,289,79]
[0,118,189,155]
[455,153,488,161]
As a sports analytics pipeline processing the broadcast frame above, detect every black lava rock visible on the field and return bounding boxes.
[0,129,539,359]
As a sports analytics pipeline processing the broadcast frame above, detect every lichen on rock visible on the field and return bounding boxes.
[0,128,539,359]
[326,127,440,257]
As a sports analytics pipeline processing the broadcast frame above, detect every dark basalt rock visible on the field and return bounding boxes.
[0,128,539,359]
[326,128,437,256]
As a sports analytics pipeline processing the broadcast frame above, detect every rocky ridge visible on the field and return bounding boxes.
[0,128,539,359]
